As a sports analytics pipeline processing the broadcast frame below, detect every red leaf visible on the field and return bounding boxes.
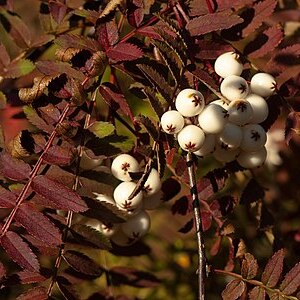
[0,151,31,181]
[16,270,46,284]
[249,286,266,300]
[0,231,39,272]
[64,250,103,277]
[0,186,16,208]
[188,67,219,91]
[247,25,284,59]
[221,279,246,300]
[195,40,233,60]
[197,177,214,201]
[127,0,144,27]
[56,276,79,300]
[0,44,10,69]
[261,249,285,288]
[187,11,243,36]
[96,20,119,50]
[107,42,143,62]
[201,210,212,231]
[31,175,87,212]
[16,286,47,300]
[241,253,259,279]
[242,0,277,37]
[280,262,300,295]
[42,145,74,166]
[15,203,62,246]
[49,1,68,24]
[99,82,135,122]
[55,34,100,52]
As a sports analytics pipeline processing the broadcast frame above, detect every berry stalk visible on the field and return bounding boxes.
[186,152,207,300]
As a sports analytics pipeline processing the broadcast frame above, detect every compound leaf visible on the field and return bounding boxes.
[280,262,300,295]
[107,42,143,62]
[221,279,246,300]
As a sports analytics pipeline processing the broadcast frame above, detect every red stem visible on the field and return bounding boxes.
[205,0,214,13]
[0,103,71,237]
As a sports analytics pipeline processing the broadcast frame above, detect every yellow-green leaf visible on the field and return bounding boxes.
[88,121,115,139]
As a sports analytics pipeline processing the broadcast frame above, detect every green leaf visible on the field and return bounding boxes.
[88,121,115,139]
[23,106,53,133]
[3,59,35,79]
[0,91,6,109]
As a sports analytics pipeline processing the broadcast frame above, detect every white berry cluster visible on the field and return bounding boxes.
[160,51,277,169]
[89,154,163,247]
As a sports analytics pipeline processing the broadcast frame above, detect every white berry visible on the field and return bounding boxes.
[193,134,216,157]
[227,99,253,125]
[177,125,205,152]
[175,88,205,117]
[218,122,243,149]
[198,104,228,134]
[143,168,162,197]
[111,154,140,181]
[237,146,267,168]
[250,73,276,97]
[220,75,249,101]
[161,110,185,134]
[211,99,230,110]
[113,181,143,213]
[245,94,269,124]
[121,210,151,240]
[214,52,243,78]
[240,124,267,152]
[213,143,240,163]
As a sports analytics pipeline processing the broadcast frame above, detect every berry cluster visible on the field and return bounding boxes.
[89,154,163,246]
[161,51,276,169]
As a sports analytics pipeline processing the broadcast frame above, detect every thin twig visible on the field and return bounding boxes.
[186,152,207,300]
[0,103,71,237]
[47,90,97,296]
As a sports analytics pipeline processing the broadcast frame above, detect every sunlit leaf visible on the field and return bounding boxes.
[16,286,47,300]
[280,262,300,295]
[2,59,35,79]
[249,286,266,300]
[221,279,246,300]
[88,121,115,139]
[241,253,258,279]
[107,42,143,62]
[55,34,99,52]
[261,249,285,288]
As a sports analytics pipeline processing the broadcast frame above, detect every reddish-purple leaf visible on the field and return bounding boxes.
[249,286,266,300]
[221,279,246,300]
[96,20,119,50]
[261,249,285,288]
[242,0,277,37]
[280,262,300,295]
[49,1,67,24]
[36,61,85,81]
[15,203,62,246]
[284,111,300,145]
[24,235,59,257]
[241,253,259,279]
[247,25,284,59]
[0,151,31,181]
[110,266,160,288]
[201,211,212,231]
[31,175,87,212]
[187,11,243,36]
[64,250,103,277]
[107,42,143,62]
[0,186,16,208]
[16,270,46,284]
[127,0,144,27]
[55,34,100,52]
[99,82,135,122]
[0,231,39,272]
[195,40,233,60]
[216,0,253,11]
[42,145,74,166]
[16,286,47,300]
[267,291,285,300]
[0,261,6,281]
[188,67,219,91]
[137,26,162,40]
